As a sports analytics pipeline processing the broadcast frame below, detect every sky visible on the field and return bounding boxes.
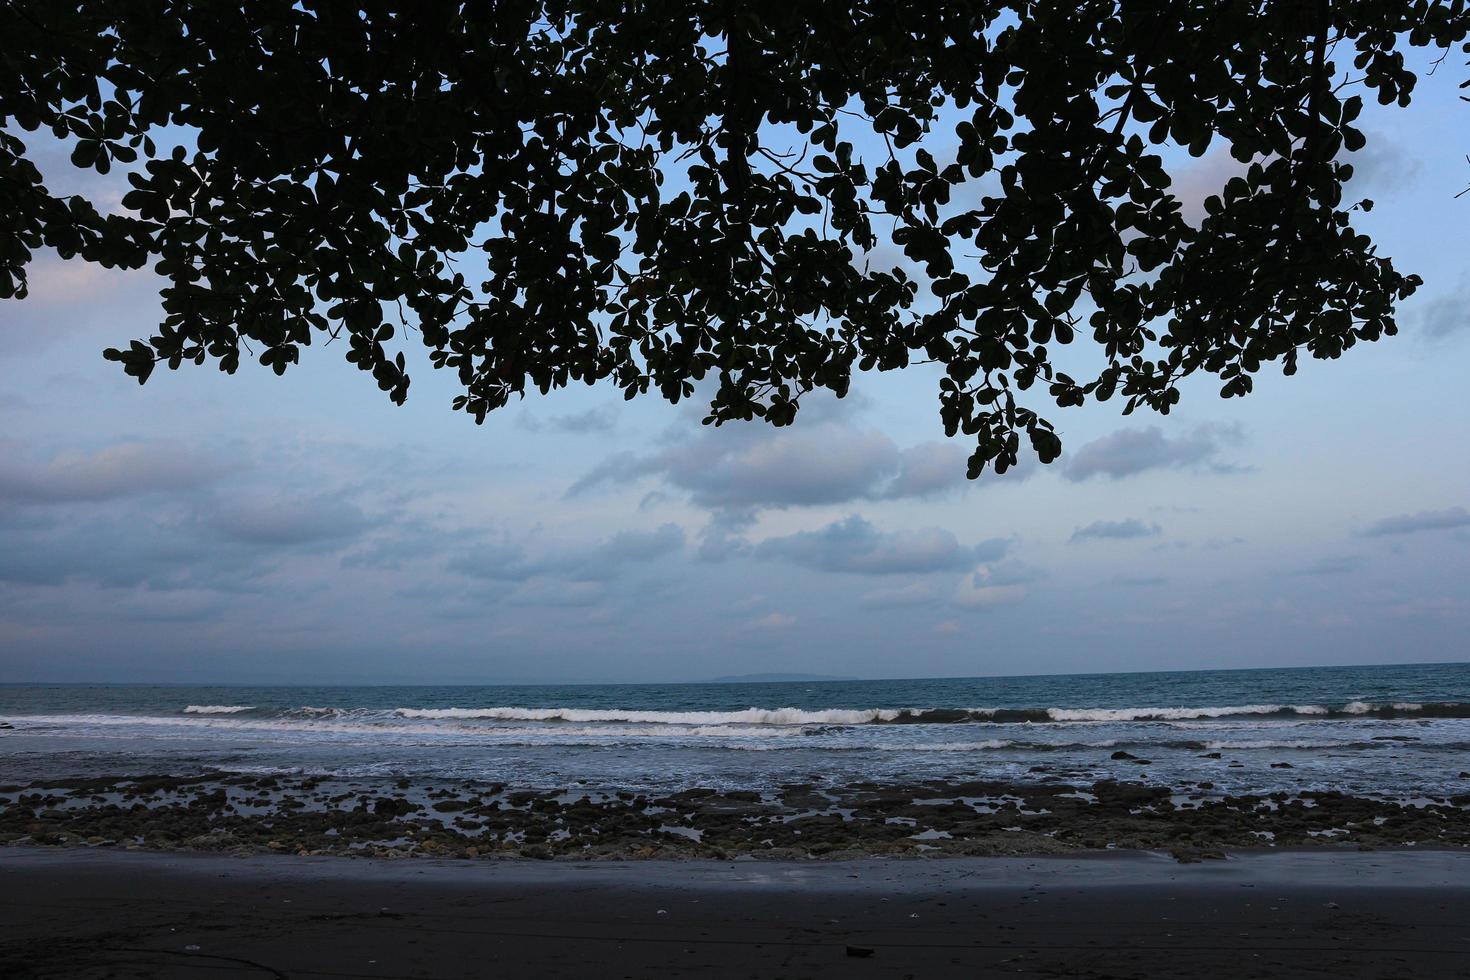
[1,48,1467,685]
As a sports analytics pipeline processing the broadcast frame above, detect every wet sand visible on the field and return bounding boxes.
[3,847,1469,979]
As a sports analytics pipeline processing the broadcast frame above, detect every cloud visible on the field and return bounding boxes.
[756,515,1008,575]
[638,491,670,511]
[632,423,898,508]
[209,494,370,546]
[1361,506,1470,537]
[1065,424,1241,481]
[0,513,267,591]
[448,524,686,587]
[696,508,757,562]
[15,256,138,307]
[1169,145,1250,225]
[748,611,797,629]
[111,588,226,623]
[953,572,1027,609]
[984,559,1045,586]
[569,419,993,509]
[0,442,226,506]
[0,452,381,594]
[444,541,537,582]
[1070,519,1162,542]
[861,581,942,607]
[1118,575,1168,587]
[1417,280,1469,340]
[1293,554,1366,576]
[339,518,455,571]
[1342,132,1421,197]
[566,451,645,497]
[1167,139,1411,224]
[507,578,606,607]
[1,250,160,355]
[522,406,618,434]
[877,442,973,499]
[596,523,685,563]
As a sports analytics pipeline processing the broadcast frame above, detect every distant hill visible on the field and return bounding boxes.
[703,673,856,684]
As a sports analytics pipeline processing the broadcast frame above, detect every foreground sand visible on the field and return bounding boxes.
[3,847,1468,979]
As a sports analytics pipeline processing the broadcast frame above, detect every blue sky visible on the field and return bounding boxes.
[1,48,1467,684]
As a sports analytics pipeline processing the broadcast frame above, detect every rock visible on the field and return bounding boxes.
[1091,780,1168,806]
[845,946,875,958]
[373,797,414,817]
[1110,751,1138,761]
[1270,762,1294,769]
[1200,752,1223,759]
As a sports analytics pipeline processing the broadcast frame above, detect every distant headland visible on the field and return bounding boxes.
[702,673,857,684]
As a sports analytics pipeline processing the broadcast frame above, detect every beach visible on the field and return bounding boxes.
[4,847,1469,979]
[5,667,1470,975]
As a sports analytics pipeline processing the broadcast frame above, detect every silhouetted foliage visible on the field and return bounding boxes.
[2,2,1467,474]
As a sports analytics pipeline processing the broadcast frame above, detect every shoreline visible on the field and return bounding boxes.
[5,846,1469,978]
[4,770,1468,864]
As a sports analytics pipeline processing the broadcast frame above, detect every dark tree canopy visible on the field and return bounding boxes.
[3,2,1467,475]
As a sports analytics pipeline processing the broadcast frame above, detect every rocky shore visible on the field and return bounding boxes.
[4,770,1469,863]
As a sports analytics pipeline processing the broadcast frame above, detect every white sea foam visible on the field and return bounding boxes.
[1043,704,1313,722]
[182,705,255,714]
[880,740,1014,752]
[391,702,1413,725]
[1203,739,1365,750]
[392,706,905,725]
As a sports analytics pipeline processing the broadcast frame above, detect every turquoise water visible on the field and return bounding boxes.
[2,662,1467,796]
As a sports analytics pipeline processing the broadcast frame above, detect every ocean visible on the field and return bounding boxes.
[2,662,1467,798]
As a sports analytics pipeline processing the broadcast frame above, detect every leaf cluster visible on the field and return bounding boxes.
[2,1,1466,474]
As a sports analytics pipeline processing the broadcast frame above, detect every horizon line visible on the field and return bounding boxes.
[1,658,1464,689]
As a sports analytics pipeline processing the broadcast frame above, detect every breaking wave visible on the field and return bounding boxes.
[182,705,255,714]
[389,702,1470,726]
[393,706,903,725]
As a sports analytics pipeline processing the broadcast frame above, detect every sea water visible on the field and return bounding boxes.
[2,662,1467,797]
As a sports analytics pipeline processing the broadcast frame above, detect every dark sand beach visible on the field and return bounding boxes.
[3,847,1469,979]
[6,673,1469,976]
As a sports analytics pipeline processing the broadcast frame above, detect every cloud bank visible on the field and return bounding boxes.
[756,515,1008,576]
[1362,506,1470,537]
[1065,424,1241,482]
[1071,519,1162,542]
